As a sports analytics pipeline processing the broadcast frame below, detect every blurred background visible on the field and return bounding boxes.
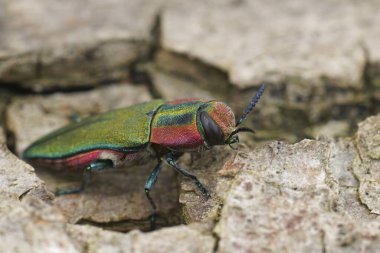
[1,0,379,153]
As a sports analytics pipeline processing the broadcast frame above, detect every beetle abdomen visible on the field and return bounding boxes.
[28,149,150,171]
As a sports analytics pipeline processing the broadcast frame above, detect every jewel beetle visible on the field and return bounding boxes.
[23,84,265,229]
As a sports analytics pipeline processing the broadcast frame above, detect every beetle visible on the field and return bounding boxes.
[23,84,265,229]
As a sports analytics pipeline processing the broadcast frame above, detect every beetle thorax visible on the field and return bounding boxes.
[150,100,205,152]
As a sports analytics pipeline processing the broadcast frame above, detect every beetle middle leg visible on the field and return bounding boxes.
[144,159,162,230]
[55,159,113,196]
[166,154,210,199]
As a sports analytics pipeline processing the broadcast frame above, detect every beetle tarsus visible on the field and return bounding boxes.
[194,180,210,199]
[166,155,210,199]
[144,160,162,230]
[145,190,157,230]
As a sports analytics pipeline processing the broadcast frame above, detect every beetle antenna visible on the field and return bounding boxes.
[236,84,265,126]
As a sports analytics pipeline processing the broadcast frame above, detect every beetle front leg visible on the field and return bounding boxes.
[55,159,113,196]
[144,159,162,230]
[166,154,210,199]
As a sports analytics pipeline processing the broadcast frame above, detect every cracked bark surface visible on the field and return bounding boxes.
[162,0,379,89]
[353,114,380,215]
[213,139,380,252]
[0,0,166,91]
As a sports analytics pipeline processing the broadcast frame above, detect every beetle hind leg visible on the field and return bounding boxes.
[55,159,114,196]
[165,154,210,199]
[144,159,162,230]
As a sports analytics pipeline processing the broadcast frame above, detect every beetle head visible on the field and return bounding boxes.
[199,84,265,149]
[198,101,236,148]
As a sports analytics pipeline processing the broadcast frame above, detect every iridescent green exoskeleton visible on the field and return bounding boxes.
[23,84,265,229]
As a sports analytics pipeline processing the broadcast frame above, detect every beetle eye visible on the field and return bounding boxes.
[200,111,224,146]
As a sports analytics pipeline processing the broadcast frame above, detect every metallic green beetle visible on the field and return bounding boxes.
[23,84,265,228]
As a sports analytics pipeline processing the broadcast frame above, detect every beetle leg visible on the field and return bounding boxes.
[144,159,162,230]
[165,154,210,199]
[55,160,113,196]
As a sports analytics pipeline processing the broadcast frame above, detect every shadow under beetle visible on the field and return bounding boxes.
[23,84,265,229]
